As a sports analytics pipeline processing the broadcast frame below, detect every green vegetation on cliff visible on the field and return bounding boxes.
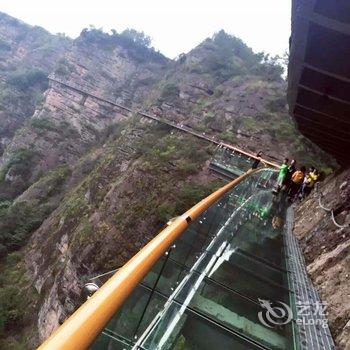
[186,30,283,83]
[144,31,333,169]
[0,252,38,349]
[0,149,36,183]
[7,69,48,92]
[79,26,167,64]
[0,166,70,257]
[0,117,223,346]
[37,119,223,272]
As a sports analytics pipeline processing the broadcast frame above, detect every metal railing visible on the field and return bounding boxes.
[38,169,260,350]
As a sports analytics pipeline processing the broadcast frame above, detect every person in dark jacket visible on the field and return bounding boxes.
[251,151,263,169]
[284,159,296,190]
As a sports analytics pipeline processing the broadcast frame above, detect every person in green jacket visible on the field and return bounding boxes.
[273,158,289,194]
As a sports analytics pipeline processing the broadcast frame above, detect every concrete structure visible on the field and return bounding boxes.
[288,0,350,165]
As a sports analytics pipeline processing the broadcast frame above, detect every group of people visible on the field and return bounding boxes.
[274,158,320,201]
[251,152,320,202]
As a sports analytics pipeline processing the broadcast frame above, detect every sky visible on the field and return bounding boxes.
[0,0,291,59]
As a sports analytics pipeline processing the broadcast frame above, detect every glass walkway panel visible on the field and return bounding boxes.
[90,169,299,350]
[210,145,258,178]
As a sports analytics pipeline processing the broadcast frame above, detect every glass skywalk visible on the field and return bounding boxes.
[210,145,264,177]
[91,169,299,350]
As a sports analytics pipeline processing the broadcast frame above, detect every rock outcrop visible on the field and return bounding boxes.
[294,167,350,349]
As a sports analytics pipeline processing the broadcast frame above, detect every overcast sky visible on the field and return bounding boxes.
[1,0,291,59]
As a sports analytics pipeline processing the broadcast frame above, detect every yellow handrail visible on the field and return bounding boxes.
[38,168,259,350]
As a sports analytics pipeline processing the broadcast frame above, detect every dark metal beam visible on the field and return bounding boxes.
[300,131,349,156]
[296,120,350,141]
[294,104,350,130]
[288,1,350,164]
[296,88,350,124]
[299,67,350,103]
[299,84,350,106]
[294,114,350,136]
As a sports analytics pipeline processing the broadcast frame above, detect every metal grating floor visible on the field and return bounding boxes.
[284,207,335,350]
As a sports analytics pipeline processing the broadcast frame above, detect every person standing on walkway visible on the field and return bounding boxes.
[273,158,289,194]
[299,167,319,199]
[288,165,306,201]
[251,151,263,169]
[285,159,296,191]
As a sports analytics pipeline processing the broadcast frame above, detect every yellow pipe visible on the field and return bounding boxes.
[38,168,259,350]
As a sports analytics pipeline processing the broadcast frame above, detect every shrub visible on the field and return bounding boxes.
[0,149,35,183]
[253,53,284,81]
[79,27,167,64]
[0,201,49,256]
[212,30,258,67]
[266,96,286,113]
[30,117,57,133]
[220,131,237,143]
[0,166,69,256]
[55,64,70,77]
[178,162,199,175]
[203,112,215,125]
[155,203,176,222]
[175,182,222,213]
[0,252,36,337]
[191,30,262,83]
[118,29,151,49]
[158,83,180,104]
[7,69,48,91]
[269,120,296,142]
[54,58,77,78]
[97,120,131,143]
[240,117,256,131]
[30,165,71,199]
[213,88,223,98]
[72,220,94,247]
[0,200,11,210]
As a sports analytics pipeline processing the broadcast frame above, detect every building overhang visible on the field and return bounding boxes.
[288,0,350,165]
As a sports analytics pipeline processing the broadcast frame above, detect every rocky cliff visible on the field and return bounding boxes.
[0,12,338,349]
[142,31,334,168]
[0,12,70,157]
[294,167,350,350]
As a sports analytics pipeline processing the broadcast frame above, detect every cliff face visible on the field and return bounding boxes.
[0,26,169,200]
[0,17,219,348]
[0,12,338,349]
[0,12,70,156]
[143,32,333,168]
[25,121,219,343]
[293,167,350,349]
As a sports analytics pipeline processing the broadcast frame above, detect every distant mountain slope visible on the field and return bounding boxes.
[142,31,334,167]
[0,12,70,156]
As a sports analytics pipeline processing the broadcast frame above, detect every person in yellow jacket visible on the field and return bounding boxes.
[300,168,319,199]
